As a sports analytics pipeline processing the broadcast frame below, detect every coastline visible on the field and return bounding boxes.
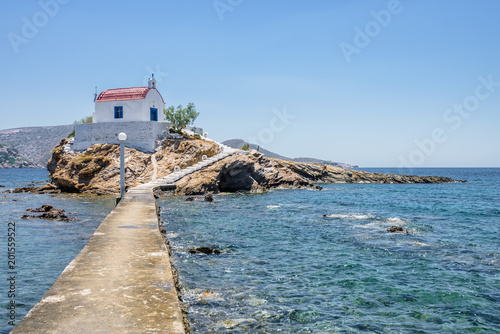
[4,139,466,198]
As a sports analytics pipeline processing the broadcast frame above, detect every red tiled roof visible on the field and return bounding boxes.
[95,87,165,104]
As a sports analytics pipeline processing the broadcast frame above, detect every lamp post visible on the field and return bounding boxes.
[118,132,127,201]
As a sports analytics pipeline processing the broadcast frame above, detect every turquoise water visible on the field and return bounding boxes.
[0,168,498,333]
[0,169,115,333]
[159,168,500,333]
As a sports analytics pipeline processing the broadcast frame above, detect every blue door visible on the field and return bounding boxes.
[150,108,158,121]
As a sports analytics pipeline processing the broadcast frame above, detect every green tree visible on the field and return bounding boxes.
[241,143,250,151]
[163,103,199,133]
[73,116,93,125]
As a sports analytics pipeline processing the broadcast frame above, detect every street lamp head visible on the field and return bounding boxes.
[118,132,127,141]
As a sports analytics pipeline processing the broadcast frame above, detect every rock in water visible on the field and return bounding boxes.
[387,226,404,233]
[27,204,54,212]
[23,205,75,221]
[386,226,413,233]
[189,247,222,255]
[204,193,214,202]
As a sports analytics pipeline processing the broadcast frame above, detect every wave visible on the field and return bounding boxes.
[323,213,375,220]
[385,217,408,224]
[266,205,281,209]
[323,213,410,225]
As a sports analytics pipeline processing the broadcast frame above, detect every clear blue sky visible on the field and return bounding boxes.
[1,0,499,167]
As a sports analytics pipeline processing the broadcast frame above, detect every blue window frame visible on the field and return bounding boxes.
[150,108,158,121]
[114,106,123,119]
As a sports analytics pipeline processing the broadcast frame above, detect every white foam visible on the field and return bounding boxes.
[410,241,431,247]
[266,205,281,209]
[354,222,384,229]
[325,213,375,220]
[385,217,407,224]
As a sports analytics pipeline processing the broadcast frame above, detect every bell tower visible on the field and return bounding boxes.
[148,74,156,89]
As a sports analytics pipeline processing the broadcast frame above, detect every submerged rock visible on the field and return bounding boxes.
[197,290,220,300]
[386,226,413,233]
[189,247,222,255]
[219,318,256,329]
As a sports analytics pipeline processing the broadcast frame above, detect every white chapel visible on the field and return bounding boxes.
[73,75,202,153]
[93,76,166,123]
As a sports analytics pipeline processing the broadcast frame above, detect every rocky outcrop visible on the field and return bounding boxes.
[174,151,464,195]
[41,139,464,196]
[46,138,219,195]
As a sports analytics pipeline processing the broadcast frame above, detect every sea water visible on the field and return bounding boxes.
[159,168,500,333]
[0,168,498,333]
[0,169,115,333]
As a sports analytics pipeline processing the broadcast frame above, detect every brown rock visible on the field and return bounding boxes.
[46,138,220,195]
[24,204,76,221]
[387,226,404,233]
[43,138,465,195]
[27,204,54,212]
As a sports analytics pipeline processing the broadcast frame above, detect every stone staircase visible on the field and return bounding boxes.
[130,142,241,191]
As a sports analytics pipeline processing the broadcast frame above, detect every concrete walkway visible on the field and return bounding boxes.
[13,141,240,333]
[12,190,185,333]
